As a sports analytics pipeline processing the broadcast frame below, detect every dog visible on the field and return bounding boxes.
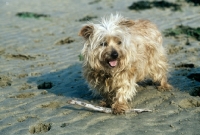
[79,14,172,114]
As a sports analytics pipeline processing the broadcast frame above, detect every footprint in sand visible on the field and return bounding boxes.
[178,98,200,109]
[29,123,51,134]
[10,93,35,98]
[0,76,12,87]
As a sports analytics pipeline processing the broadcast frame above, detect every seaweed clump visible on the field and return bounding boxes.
[185,0,200,6]
[164,25,200,41]
[187,73,200,82]
[37,82,53,89]
[128,1,181,11]
[128,1,151,10]
[16,12,50,19]
[78,54,84,61]
[79,15,97,22]
[55,37,75,45]
[190,87,200,97]
[88,0,101,5]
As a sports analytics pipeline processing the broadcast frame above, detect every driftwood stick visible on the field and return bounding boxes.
[68,99,152,113]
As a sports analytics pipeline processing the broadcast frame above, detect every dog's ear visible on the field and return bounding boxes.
[78,25,94,40]
[119,20,135,27]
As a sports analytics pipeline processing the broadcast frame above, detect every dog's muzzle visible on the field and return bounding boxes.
[111,50,118,59]
[108,50,118,67]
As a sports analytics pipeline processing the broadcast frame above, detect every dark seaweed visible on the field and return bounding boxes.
[128,1,152,10]
[175,63,195,68]
[55,37,75,45]
[37,82,53,89]
[89,0,101,5]
[128,1,181,11]
[187,73,200,82]
[190,87,200,97]
[164,25,200,41]
[153,1,181,10]
[16,12,50,19]
[78,54,84,61]
[79,15,97,22]
[185,0,200,6]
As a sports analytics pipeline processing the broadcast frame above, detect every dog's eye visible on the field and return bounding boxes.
[100,42,107,46]
[118,41,122,45]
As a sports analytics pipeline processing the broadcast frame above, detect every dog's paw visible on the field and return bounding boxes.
[99,100,108,107]
[158,83,173,91]
[111,102,129,115]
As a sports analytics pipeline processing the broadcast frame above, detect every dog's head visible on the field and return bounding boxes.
[79,14,136,72]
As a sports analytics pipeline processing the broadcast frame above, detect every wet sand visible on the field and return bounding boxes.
[0,0,199,134]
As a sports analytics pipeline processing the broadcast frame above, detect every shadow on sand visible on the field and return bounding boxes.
[27,63,200,101]
[27,63,95,100]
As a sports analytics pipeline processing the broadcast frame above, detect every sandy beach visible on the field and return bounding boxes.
[0,0,200,134]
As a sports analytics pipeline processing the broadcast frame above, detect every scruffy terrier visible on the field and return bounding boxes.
[79,14,172,114]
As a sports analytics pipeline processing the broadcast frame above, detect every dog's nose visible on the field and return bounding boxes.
[111,50,118,59]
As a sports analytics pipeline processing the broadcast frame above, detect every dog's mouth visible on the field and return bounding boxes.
[108,60,118,67]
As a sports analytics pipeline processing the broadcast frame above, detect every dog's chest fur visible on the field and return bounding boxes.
[83,66,136,94]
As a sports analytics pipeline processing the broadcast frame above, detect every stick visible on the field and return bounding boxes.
[68,99,152,113]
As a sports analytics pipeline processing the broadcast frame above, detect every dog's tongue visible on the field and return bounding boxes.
[109,60,117,67]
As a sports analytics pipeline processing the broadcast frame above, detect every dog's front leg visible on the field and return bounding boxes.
[111,85,136,114]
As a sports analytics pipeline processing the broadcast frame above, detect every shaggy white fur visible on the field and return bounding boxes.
[79,14,172,114]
